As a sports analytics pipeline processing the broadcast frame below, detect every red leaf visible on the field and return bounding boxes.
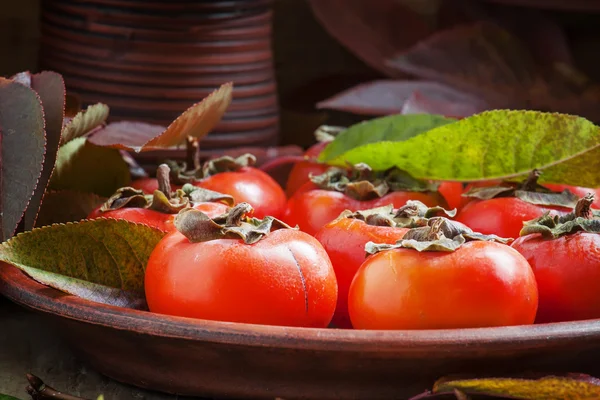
[0,78,46,240]
[317,80,486,116]
[23,72,66,231]
[401,91,487,118]
[88,82,233,152]
[307,0,432,77]
[387,22,538,108]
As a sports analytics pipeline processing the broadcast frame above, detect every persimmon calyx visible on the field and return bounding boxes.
[314,124,344,143]
[520,193,600,238]
[310,164,435,201]
[175,202,297,244]
[365,217,509,254]
[202,153,256,177]
[333,201,456,228]
[463,169,580,207]
[99,164,233,214]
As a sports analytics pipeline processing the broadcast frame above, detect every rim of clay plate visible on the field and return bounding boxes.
[2,262,600,354]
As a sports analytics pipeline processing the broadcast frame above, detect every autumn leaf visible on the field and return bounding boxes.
[50,137,130,197]
[0,78,46,241]
[88,82,233,152]
[60,103,110,145]
[316,80,486,117]
[20,71,66,231]
[0,219,166,309]
[307,0,431,77]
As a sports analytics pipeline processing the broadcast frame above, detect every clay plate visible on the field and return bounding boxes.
[2,263,600,400]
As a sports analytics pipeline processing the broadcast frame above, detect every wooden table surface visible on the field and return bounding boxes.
[0,297,213,400]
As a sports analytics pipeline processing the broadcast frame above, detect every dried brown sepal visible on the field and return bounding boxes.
[175,202,296,245]
[181,184,235,206]
[520,193,600,238]
[335,201,457,229]
[311,164,437,201]
[314,125,345,143]
[202,153,256,178]
[366,217,510,254]
[462,170,580,208]
[100,187,150,212]
[149,189,189,214]
[385,168,440,192]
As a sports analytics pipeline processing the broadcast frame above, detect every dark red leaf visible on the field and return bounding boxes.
[401,90,488,118]
[317,80,486,116]
[387,22,537,108]
[22,72,66,231]
[0,78,46,240]
[307,0,432,77]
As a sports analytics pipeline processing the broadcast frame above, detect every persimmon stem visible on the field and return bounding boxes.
[575,193,594,218]
[26,374,89,400]
[156,164,171,197]
[521,169,542,191]
[185,136,201,171]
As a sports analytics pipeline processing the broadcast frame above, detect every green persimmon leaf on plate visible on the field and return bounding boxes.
[87,82,233,152]
[0,219,166,309]
[318,113,455,162]
[0,78,46,241]
[50,137,130,197]
[323,110,600,187]
[35,190,106,227]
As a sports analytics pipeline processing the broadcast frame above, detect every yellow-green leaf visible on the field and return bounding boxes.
[60,103,109,145]
[325,110,600,187]
[435,375,600,400]
[318,114,455,162]
[50,137,130,197]
[0,219,166,308]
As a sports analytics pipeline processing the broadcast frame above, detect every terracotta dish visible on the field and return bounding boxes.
[2,262,600,399]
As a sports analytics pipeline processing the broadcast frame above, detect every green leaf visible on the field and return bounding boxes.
[60,103,109,145]
[434,375,600,399]
[0,78,46,241]
[22,71,66,231]
[0,394,23,400]
[35,190,106,227]
[318,114,455,162]
[0,219,166,308]
[50,137,130,197]
[323,110,600,187]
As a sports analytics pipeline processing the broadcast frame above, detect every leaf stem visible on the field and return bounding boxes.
[26,374,89,400]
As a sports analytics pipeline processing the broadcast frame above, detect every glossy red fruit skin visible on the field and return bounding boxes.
[286,142,330,197]
[348,241,539,330]
[284,182,447,236]
[144,229,338,328]
[314,219,408,328]
[87,202,229,233]
[195,167,287,219]
[455,198,569,239]
[543,184,600,209]
[512,232,600,323]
